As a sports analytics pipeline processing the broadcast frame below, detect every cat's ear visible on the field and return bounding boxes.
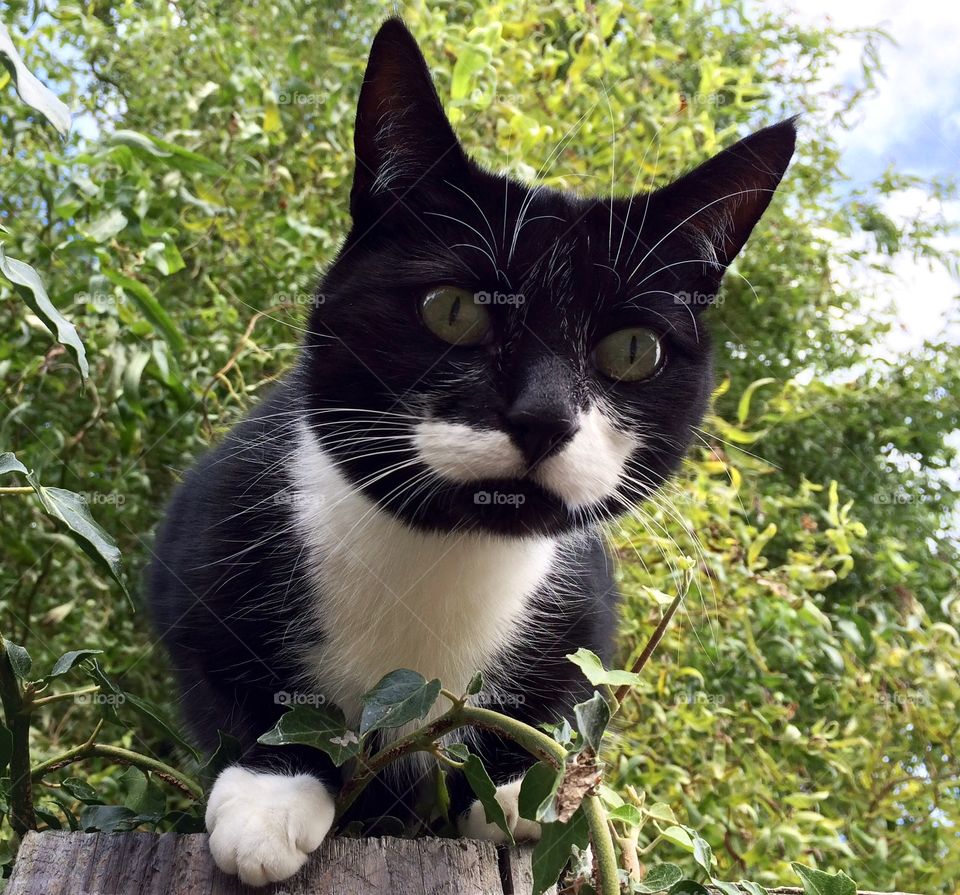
[350,18,468,218]
[647,118,796,287]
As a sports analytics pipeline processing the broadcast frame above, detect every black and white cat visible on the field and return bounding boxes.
[148,17,795,887]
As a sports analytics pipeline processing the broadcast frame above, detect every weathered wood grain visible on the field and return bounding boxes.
[6,832,554,895]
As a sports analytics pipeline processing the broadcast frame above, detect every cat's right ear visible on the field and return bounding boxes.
[350,18,469,220]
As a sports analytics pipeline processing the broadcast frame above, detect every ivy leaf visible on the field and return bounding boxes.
[0,246,88,380]
[740,882,769,895]
[24,471,127,598]
[573,690,610,753]
[0,22,71,135]
[46,649,103,679]
[465,671,483,696]
[2,639,32,679]
[60,777,103,805]
[445,742,469,761]
[607,804,642,826]
[531,806,590,895]
[359,669,441,737]
[566,647,641,687]
[462,753,513,843]
[791,863,858,895]
[636,863,684,893]
[124,694,201,762]
[258,704,360,766]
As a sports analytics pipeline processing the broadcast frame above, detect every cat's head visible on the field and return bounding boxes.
[301,18,795,537]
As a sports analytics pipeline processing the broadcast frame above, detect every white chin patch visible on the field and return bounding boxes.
[414,408,634,511]
[413,420,525,482]
[533,406,635,510]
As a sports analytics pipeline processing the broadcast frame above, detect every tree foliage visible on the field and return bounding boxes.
[1,0,957,891]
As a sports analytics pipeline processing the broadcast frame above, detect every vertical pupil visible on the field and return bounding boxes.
[448,296,461,327]
[628,334,638,365]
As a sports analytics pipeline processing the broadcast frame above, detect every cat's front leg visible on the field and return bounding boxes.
[206,764,336,886]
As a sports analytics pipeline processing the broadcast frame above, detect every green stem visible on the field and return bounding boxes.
[29,685,100,708]
[334,703,566,822]
[32,742,204,801]
[0,486,33,495]
[583,794,619,895]
[0,638,36,834]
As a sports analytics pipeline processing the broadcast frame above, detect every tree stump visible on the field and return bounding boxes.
[6,831,553,895]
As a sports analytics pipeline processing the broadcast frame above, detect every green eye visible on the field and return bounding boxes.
[593,327,663,382]
[420,286,491,346]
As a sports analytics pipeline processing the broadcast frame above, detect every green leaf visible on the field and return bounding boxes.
[668,882,710,895]
[78,804,137,832]
[80,209,128,243]
[124,694,201,762]
[518,761,562,822]
[607,804,642,826]
[102,269,186,353]
[740,882,768,895]
[462,754,513,843]
[465,671,483,696]
[659,824,695,852]
[47,649,103,679]
[359,669,441,737]
[200,730,242,781]
[0,452,28,477]
[0,245,88,380]
[636,864,684,893]
[712,881,741,895]
[109,129,225,175]
[531,805,590,895]
[693,836,714,874]
[24,471,127,597]
[445,742,469,761]
[737,377,778,424]
[2,639,32,679]
[0,23,71,135]
[258,704,360,766]
[566,647,641,687]
[145,240,186,276]
[573,691,610,753]
[60,777,103,805]
[791,863,858,895]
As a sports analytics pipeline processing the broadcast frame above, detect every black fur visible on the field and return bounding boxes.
[148,17,795,828]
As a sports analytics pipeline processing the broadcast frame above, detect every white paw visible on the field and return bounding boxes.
[205,766,335,887]
[458,777,541,843]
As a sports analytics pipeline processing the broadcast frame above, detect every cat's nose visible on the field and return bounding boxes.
[506,402,579,467]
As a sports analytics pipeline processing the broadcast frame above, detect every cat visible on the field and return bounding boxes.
[148,16,795,887]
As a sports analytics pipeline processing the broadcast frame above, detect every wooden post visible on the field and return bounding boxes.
[6,831,552,895]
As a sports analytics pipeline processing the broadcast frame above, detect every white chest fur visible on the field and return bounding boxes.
[289,422,557,724]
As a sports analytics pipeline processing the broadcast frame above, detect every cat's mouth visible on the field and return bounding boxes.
[411,408,636,520]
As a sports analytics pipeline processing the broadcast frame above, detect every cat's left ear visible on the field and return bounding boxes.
[646,118,797,290]
[350,18,469,219]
